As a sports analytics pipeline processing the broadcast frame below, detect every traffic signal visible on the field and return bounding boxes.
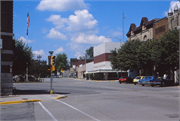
[48,65,51,71]
[52,56,56,65]
[52,65,55,71]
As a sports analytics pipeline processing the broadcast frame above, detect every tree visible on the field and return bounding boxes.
[116,39,142,71]
[79,46,93,60]
[29,60,49,78]
[13,38,34,76]
[159,29,179,80]
[109,48,119,70]
[55,53,70,74]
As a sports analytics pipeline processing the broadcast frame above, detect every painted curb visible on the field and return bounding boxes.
[55,95,68,100]
[0,99,41,105]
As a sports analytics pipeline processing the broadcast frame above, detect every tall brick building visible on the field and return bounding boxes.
[0,1,14,95]
[153,17,168,40]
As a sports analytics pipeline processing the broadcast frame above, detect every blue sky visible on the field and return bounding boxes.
[13,0,180,62]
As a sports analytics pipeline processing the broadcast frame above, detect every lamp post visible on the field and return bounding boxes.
[49,51,53,94]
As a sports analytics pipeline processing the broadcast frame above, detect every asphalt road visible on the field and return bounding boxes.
[1,78,179,121]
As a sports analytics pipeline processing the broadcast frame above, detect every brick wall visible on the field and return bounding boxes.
[153,17,168,40]
[1,1,14,96]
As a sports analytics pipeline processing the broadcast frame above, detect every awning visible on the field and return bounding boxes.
[84,69,127,74]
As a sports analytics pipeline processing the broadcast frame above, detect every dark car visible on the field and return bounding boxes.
[119,76,133,84]
[150,77,173,87]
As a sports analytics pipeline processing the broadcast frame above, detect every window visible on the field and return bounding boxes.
[143,35,147,41]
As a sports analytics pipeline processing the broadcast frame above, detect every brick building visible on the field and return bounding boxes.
[153,17,168,40]
[0,1,14,95]
[126,17,159,41]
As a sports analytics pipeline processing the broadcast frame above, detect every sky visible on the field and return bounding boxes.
[13,0,180,62]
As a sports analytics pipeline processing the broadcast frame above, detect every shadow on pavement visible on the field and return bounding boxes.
[13,89,70,95]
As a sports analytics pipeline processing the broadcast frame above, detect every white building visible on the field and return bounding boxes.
[85,42,128,80]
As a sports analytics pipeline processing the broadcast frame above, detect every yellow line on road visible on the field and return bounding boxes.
[55,95,67,100]
[0,99,41,105]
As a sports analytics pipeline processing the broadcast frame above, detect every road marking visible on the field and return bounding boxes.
[56,100,100,121]
[38,102,58,121]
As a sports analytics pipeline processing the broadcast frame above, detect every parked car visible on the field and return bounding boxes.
[149,77,173,87]
[119,76,133,84]
[138,76,156,86]
[133,76,145,85]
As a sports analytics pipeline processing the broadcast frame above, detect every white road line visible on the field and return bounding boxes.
[38,102,58,121]
[56,100,100,121]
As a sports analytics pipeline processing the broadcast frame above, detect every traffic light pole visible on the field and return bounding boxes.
[49,51,54,94]
[50,63,53,94]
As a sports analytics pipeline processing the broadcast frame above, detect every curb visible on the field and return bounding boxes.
[55,95,68,100]
[0,99,42,105]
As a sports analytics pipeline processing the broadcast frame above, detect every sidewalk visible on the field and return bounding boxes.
[74,78,119,82]
[0,94,67,121]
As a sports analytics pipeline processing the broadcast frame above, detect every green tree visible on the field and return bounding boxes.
[13,38,34,76]
[109,48,119,70]
[116,39,142,71]
[80,46,93,60]
[55,53,70,74]
[159,29,179,80]
[29,60,49,78]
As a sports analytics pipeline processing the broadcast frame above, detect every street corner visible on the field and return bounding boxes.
[54,95,68,100]
[0,99,42,105]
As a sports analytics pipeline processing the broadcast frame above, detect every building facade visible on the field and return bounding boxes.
[153,17,168,40]
[85,42,127,80]
[167,3,180,84]
[1,1,14,95]
[168,3,180,30]
[126,17,158,41]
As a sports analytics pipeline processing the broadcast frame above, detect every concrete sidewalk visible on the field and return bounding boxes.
[74,78,119,82]
[0,94,67,121]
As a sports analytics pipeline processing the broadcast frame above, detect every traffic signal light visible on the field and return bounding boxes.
[52,65,55,71]
[52,56,56,65]
[48,65,51,71]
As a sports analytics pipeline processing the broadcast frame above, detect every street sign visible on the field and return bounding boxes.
[0,39,2,49]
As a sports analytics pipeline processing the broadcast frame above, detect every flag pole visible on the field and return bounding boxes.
[26,5,29,82]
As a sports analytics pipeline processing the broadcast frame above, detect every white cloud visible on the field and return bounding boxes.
[46,15,68,29]
[33,49,47,60]
[71,33,112,44]
[46,9,98,33]
[54,47,65,54]
[74,51,83,59]
[36,0,88,12]
[46,28,67,40]
[17,36,34,44]
[66,10,98,33]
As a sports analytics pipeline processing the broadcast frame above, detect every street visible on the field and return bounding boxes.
[1,78,179,121]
